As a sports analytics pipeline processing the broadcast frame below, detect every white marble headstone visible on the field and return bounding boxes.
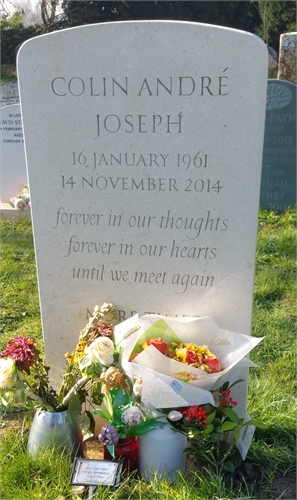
[0,104,27,202]
[17,22,268,415]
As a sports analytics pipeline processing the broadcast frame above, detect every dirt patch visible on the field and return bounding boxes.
[1,412,296,499]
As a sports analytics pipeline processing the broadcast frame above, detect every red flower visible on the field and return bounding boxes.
[203,356,222,373]
[0,335,38,373]
[185,349,201,364]
[143,338,170,355]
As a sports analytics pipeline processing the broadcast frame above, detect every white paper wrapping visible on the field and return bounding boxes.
[114,314,263,409]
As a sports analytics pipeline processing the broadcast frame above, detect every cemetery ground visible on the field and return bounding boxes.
[0,209,296,500]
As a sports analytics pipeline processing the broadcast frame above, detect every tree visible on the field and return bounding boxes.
[0,10,43,67]
[61,1,251,31]
[251,0,297,50]
[40,0,60,31]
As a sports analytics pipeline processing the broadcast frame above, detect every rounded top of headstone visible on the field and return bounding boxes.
[266,79,296,110]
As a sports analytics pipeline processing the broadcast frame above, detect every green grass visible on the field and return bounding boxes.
[0,427,255,500]
[0,220,42,344]
[0,209,296,499]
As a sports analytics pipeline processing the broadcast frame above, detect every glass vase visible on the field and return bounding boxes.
[27,408,85,459]
[104,437,139,473]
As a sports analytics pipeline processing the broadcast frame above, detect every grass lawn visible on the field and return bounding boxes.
[0,209,296,499]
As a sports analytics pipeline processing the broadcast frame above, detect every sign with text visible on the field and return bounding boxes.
[0,104,27,202]
[17,22,268,389]
[70,458,122,486]
[260,79,296,212]
[0,81,19,109]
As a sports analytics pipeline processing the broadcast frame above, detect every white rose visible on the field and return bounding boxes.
[85,337,115,366]
[121,406,144,426]
[0,358,16,389]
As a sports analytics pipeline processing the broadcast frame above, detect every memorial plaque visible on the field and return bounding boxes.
[260,80,296,212]
[0,104,27,202]
[17,20,268,419]
[70,458,122,486]
[0,81,19,109]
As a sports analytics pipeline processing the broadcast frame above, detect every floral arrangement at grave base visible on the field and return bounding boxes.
[162,379,266,475]
[114,314,264,411]
[9,185,30,210]
[0,303,124,438]
[93,386,165,470]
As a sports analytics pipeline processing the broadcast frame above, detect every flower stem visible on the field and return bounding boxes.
[60,374,89,408]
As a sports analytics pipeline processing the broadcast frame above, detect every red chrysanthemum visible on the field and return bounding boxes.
[0,335,38,373]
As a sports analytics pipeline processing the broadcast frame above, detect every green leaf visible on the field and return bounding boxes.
[243,419,267,429]
[110,388,130,412]
[206,412,216,424]
[103,393,113,417]
[78,355,92,370]
[126,420,165,436]
[86,410,96,434]
[91,383,104,406]
[227,379,244,390]
[221,421,238,431]
[203,424,214,434]
[67,393,82,420]
[92,407,112,421]
[233,425,241,442]
[223,461,236,472]
[213,418,222,428]
[107,444,115,459]
[222,408,240,423]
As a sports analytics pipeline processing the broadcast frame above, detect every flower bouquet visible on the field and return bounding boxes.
[9,185,30,210]
[0,303,166,463]
[0,303,126,435]
[115,314,263,410]
[93,387,164,465]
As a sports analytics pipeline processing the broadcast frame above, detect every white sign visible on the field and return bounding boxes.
[0,104,27,202]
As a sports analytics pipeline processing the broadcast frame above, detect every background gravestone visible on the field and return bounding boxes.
[260,80,296,212]
[0,103,27,202]
[0,81,19,109]
[17,22,268,426]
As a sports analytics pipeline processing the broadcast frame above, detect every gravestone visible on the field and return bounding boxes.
[260,80,296,212]
[0,81,19,108]
[17,22,268,425]
[0,104,27,202]
[278,32,297,84]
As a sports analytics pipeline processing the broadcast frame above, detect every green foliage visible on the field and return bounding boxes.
[61,0,251,31]
[0,11,43,66]
[249,208,296,472]
[164,381,267,475]
[250,0,297,49]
